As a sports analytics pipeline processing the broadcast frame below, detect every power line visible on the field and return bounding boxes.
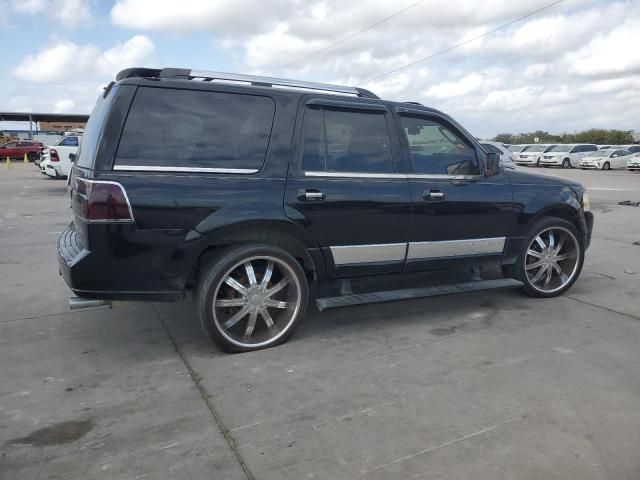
[365,0,564,83]
[265,0,425,75]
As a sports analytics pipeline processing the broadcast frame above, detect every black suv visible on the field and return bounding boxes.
[58,67,594,352]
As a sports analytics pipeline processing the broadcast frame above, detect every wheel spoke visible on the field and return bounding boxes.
[526,260,544,270]
[244,310,258,338]
[260,261,274,291]
[553,237,565,255]
[260,307,277,330]
[535,235,546,249]
[543,265,553,287]
[530,264,549,284]
[555,253,569,262]
[265,299,288,309]
[552,262,569,284]
[222,306,251,330]
[265,279,289,298]
[245,262,257,286]
[225,276,249,296]
[548,230,555,249]
[527,249,542,259]
[216,298,248,308]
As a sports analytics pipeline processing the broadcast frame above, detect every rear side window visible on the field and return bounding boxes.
[301,107,393,173]
[59,136,79,146]
[115,87,275,171]
[400,116,480,175]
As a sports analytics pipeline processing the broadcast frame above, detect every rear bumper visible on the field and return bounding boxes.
[57,222,183,302]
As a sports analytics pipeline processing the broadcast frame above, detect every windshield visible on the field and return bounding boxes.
[548,145,571,152]
[524,144,548,152]
[507,145,523,152]
[594,149,614,157]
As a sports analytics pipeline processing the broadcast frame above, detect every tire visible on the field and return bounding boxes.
[28,152,38,162]
[196,244,309,353]
[514,217,584,298]
[602,161,610,170]
[562,158,571,169]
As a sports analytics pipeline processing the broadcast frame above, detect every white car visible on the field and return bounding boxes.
[479,141,516,169]
[579,149,632,170]
[626,152,640,171]
[539,144,598,168]
[516,144,558,167]
[40,134,81,178]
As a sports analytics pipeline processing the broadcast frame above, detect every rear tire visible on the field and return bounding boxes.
[514,218,584,298]
[195,244,309,353]
[28,152,38,162]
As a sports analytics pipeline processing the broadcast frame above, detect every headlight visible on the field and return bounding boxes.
[582,192,590,212]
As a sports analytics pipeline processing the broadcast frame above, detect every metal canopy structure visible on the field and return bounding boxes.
[0,112,89,123]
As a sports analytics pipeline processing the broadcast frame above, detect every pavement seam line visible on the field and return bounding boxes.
[151,304,255,480]
[565,295,640,322]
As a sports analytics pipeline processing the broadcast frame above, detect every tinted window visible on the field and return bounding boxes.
[116,87,275,170]
[301,107,393,173]
[400,116,480,175]
[59,136,79,146]
[628,146,640,153]
[481,143,502,155]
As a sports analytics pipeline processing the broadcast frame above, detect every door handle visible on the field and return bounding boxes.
[423,189,445,201]
[298,189,325,201]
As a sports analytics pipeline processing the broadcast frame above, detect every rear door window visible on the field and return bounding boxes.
[59,136,79,146]
[115,87,276,172]
[301,107,394,173]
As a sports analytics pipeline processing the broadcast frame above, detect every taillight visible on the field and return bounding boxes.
[75,178,134,223]
[50,149,60,162]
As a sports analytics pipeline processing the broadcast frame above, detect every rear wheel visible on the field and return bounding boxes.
[602,161,610,170]
[515,218,584,298]
[196,244,309,352]
[28,152,38,162]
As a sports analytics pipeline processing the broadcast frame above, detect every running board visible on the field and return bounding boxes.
[315,278,523,311]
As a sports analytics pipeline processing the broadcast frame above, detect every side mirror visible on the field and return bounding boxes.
[69,153,76,162]
[485,152,501,176]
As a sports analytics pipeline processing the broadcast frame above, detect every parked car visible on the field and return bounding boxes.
[619,145,640,154]
[597,145,612,150]
[40,134,81,178]
[540,144,598,168]
[57,67,593,352]
[579,149,632,170]
[516,144,558,167]
[626,153,640,171]
[507,144,530,153]
[0,140,45,161]
[479,141,515,169]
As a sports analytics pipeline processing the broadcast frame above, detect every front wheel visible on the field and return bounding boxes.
[28,152,38,162]
[196,244,309,352]
[562,158,571,169]
[602,161,610,170]
[515,218,584,298]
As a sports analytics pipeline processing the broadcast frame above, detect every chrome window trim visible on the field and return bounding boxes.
[304,171,483,180]
[330,243,407,266]
[113,165,259,174]
[407,237,506,260]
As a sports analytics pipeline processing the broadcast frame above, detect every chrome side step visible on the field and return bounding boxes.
[69,297,112,310]
[315,278,523,311]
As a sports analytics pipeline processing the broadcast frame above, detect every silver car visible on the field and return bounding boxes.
[516,144,558,167]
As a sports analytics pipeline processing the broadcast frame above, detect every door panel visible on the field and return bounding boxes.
[284,98,412,277]
[395,110,516,271]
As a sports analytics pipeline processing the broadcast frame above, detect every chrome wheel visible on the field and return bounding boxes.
[525,227,580,294]
[212,256,302,349]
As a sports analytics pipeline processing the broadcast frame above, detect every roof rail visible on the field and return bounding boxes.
[116,67,379,99]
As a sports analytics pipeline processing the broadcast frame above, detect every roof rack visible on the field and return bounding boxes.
[116,67,379,99]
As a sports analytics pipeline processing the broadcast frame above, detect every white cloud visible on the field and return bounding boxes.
[54,0,92,28]
[53,98,75,113]
[569,19,640,77]
[423,73,487,99]
[13,35,155,83]
[11,0,46,13]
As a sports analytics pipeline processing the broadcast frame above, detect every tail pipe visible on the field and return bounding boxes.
[69,297,112,310]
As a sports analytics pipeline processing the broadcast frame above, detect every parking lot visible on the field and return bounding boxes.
[1,163,639,479]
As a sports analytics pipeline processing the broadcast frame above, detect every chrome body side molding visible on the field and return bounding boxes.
[330,243,407,266]
[407,237,506,260]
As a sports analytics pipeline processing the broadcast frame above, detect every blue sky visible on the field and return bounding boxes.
[1,0,639,138]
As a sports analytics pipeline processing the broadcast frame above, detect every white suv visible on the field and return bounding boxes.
[516,144,558,167]
[480,141,516,169]
[40,135,81,178]
[540,144,598,168]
